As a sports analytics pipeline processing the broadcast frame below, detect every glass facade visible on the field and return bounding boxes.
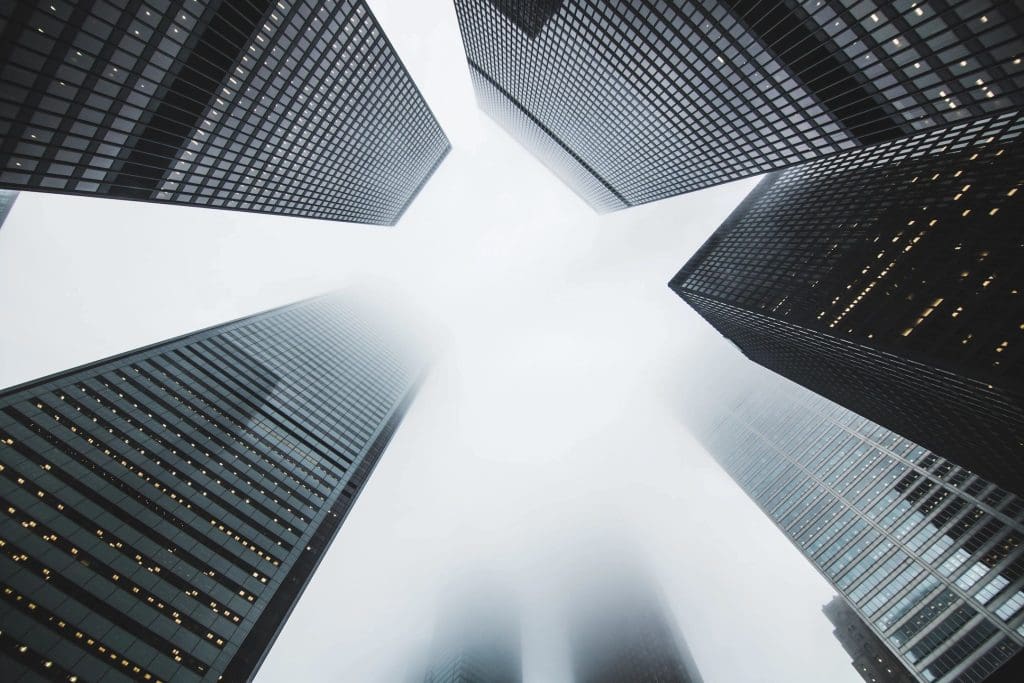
[0,188,17,228]
[0,1,450,225]
[670,109,1024,497]
[824,595,917,682]
[0,295,424,682]
[689,367,1024,682]
[421,589,522,683]
[453,0,1024,211]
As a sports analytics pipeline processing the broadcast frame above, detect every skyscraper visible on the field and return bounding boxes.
[0,294,424,682]
[566,562,704,683]
[453,0,1024,211]
[823,595,917,683]
[0,1,450,225]
[0,189,17,228]
[687,357,1024,683]
[421,582,522,683]
[670,109,1024,496]
[421,627,521,683]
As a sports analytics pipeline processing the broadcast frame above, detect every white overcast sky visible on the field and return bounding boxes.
[0,1,861,681]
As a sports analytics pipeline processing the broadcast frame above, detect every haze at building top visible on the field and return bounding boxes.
[0,1,1022,682]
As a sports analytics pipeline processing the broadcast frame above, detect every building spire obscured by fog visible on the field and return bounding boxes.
[421,577,522,683]
[562,547,704,683]
[683,350,1024,682]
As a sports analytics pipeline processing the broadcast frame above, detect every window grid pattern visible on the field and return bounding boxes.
[823,595,917,682]
[0,295,422,682]
[0,1,449,225]
[467,66,628,213]
[691,370,1024,682]
[670,109,1024,496]
[453,0,1023,210]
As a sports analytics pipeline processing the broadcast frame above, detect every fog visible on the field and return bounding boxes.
[0,1,861,681]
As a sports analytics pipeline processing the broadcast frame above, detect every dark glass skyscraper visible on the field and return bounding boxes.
[453,0,1024,211]
[670,109,1024,496]
[823,595,917,683]
[687,358,1024,683]
[0,295,423,682]
[0,1,450,225]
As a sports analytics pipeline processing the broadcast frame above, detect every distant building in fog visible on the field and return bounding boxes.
[824,595,916,683]
[422,583,522,683]
[566,562,703,683]
[687,358,1024,682]
[0,294,424,682]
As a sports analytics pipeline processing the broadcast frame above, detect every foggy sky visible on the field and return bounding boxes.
[0,1,861,681]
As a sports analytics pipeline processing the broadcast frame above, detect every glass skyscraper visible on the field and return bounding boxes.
[0,188,17,228]
[0,295,424,682]
[421,633,521,683]
[566,563,704,683]
[453,0,1023,211]
[688,360,1024,683]
[823,595,918,683]
[671,109,1024,497]
[0,1,450,225]
[421,584,522,683]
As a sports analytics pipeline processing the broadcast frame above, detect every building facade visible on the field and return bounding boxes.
[421,584,522,683]
[0,189,17,228]
[422,646,521,683]
[0,1,449,225]
[454,0,1024,211]
[688,361,1024,683]
[566,567,704,683]
[670,109,1024,496]
[0,295,424,682]
[824,595,918,683]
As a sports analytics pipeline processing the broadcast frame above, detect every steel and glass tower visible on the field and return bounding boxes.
[824,595,918,683]
[566,564,704,683]
[0,295,424,682]
[0,1,450,225]
[671,109,1024,496]
[454,0,1024,211]
[688,360,1024,682]
[421,632,522,683]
